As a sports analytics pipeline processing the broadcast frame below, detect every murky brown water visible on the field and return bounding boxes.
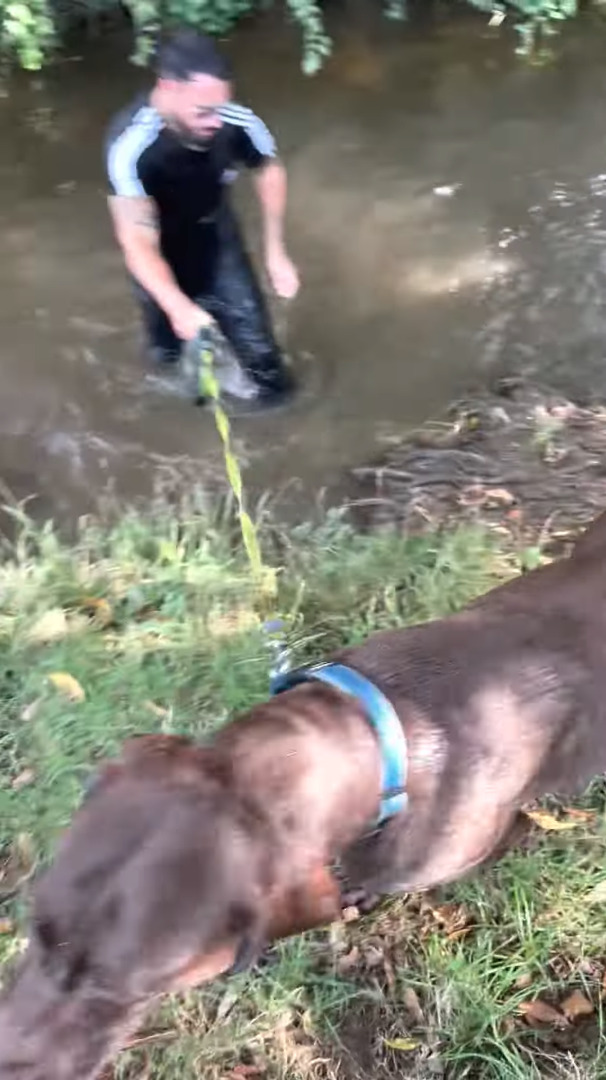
[3,7,606,522]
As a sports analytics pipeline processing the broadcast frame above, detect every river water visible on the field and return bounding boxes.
[3,6,606,522]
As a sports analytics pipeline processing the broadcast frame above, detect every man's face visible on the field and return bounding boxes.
[160,72,231,145]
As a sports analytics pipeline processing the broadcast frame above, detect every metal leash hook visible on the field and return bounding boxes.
[262,618,293,693]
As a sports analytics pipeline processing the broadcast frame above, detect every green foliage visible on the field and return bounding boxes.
[0,0,53,69]
[466,0,579,56]
[0,0,587,74]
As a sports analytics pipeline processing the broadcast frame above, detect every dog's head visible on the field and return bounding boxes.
[0,734,342,1080]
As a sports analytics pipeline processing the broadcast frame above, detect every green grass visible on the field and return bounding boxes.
[1,498,606,1079]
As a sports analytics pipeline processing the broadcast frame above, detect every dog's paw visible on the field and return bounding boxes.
[340,887,381,915]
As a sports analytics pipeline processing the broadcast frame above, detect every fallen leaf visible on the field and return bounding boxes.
[586,881,606,905]
[27,609,68,644]
[384,1037,420,1052]
[484,487,516,506]
[20,698,42,722]
[448,926,473,942]
[337,946,360,975]
[579,959,601,978]
[561,990,594,1022]
[225,1067,263,1080]
[524,809,579,832]
[430,902,471,935]
[341,906,360,924]
[458,485,487,508]
[363,944,384,969]
[564,808,597,823]
[0,835,35,897]
[207,607,258,638]
[123,1029,177,1050]
[0,918,14,934]
[144,700,170,720]
[383,952,396,994]
[518,999,567,1027]
[403,987,424,1025]
[81,597,113,628]
[515,972,534,990]
[11,769,35,791]
[47,672,85,703]
[216,985,240,1022]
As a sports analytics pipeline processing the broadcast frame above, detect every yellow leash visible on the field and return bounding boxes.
[198,340,277,602]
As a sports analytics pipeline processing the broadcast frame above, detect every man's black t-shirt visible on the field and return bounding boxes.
[105,97,276,295]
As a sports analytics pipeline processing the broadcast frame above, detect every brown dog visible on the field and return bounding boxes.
[3,508,606,1079]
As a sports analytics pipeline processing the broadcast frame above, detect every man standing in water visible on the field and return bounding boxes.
[105,30,299,404]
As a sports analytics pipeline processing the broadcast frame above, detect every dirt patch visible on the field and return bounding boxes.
[348,380,606,551]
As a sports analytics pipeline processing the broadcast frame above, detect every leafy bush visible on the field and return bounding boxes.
[0,0,584,74]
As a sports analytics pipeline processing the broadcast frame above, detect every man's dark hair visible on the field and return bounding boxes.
[156,30,232,82]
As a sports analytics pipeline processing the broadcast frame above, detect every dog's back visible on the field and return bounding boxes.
[338,510,606,893]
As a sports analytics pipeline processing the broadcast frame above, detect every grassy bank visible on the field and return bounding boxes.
[1,498,606,1079]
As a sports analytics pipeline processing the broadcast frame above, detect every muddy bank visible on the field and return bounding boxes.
[347,379,606,549]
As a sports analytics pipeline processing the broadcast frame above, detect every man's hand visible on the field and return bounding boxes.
[168,297,215,342]
[265,246,300,300]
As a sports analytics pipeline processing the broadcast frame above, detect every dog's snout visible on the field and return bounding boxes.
[0,946,142,1080]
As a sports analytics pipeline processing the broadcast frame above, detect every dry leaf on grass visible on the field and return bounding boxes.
[20,698,42,722]
[216,985,240,1022]
[0,918,14,934]
[341,905,360,923]
[484,487,516,506]
[403,987,424,1025]
[518,999,568,1027]
[524,809,579,832]
[563,807,596,823]
[0,835,35,896]
[27,609,69,644]
[47,672,85,703]
[143,700,171,720]
[514,972,534,990]
[362,944,385,969]
[500,1016,516,1037]
[383,952,396,994]
[224,1067,265,1080]
[337,946,361,975]
[11,768,35,791]
[429,902,472,936]
[561,990,594,1022]
[384,1037,420,1052]
[586,880,606,905]
[123,1029,177,1051]
[81,597,113,628]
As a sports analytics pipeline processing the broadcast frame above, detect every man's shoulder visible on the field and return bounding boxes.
[105,96,164,194]
[219,102,276,158]
[104,96,163,163]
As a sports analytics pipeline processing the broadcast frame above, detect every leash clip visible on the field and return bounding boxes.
[262,618,293,691]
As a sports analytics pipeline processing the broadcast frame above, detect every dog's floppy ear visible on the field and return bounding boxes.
[228,865,343,974]
[267,863,342,942]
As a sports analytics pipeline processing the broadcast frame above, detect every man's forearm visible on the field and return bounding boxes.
[123,241,186,319]
[254,160,288,254]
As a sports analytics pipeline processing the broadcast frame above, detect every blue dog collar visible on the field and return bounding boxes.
[271,663,408,825]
